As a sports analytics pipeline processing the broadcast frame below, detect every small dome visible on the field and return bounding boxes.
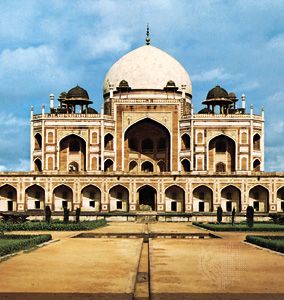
[66,85,89,100]
[103,45,192,96]
[58,91,67,101]
[166,80,176,87]
[206,85,229,100]
[198,107,213,114]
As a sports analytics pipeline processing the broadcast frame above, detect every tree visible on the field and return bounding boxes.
[217,206,223,224]
[45,206,51,224]
[246,206,254,228]
[63,207,70,224]
[232,207,236,226]
[75,208,81,223]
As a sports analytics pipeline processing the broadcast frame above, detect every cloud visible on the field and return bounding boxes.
[267,34,284,50]
[0,113,28,127]
[191,68,234,82]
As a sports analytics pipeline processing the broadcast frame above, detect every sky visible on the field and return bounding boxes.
[0,0,284,171]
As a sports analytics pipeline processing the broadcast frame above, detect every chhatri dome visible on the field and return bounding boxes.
[103,26,192,96]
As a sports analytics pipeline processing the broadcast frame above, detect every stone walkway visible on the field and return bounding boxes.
[0,222,283,299]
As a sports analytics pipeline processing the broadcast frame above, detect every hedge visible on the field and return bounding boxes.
[0,234,52,256]
[0,219,107,231]
[193,222,284,232]
[245,235,284,253]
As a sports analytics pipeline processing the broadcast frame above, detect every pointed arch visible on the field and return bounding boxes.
[81,185,101,211]
[253,133,261,151]
[221,185,241,212]
[34,158,42,172]
[165,185,185,212]
[129,160,138,173]
[253,159,261,171]
[181,133,190,150]
[104,133,114,150]
[249,185,269,212]
[193,185,213,212]
[277,187,284,212]
[34,133,42,150]
[25,184,45,210]
[0,184,17,212]
[137,185,157,211]
[109,185,129,212]
[53,184,73,211]
[181,159,190,172]
[104,159,114,172]
[141,161,154,172]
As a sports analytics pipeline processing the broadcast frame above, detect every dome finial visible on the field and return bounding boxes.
[145,23,150,45]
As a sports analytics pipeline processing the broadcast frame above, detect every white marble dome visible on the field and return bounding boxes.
[103,45,192,95]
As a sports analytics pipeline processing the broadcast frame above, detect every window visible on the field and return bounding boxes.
[226,201,232,212]
[89,201,95,208]
[62,200,68,209]
[7,201,13,211]
[69,140,80,152]
[199,202,205,212]
[117,201,122,209]
[216,162,226,172]
[253,201,259,211]
[35,201,40,209]
[171,202,177,212]
[281,202,284,212]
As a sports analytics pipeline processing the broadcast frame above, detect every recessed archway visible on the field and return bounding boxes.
[59,134,86,172]
[109,185,129,212]
[34,158,42,172]
[208,135,236,172]
[181,159,190,172]
[193,185,213,212]
[138,185,156,211]
[25,185,45,210]
[53,185,73,211]
[104,159,114,172]
[81,185,101,211]
[277,187,284,212]
[253,159,261,171]
[165,185,185,212]
[0,184,17,212]
[141,161,154,172]
[221,185,241,212]
[249,185,269,212]
[124,118,171,172]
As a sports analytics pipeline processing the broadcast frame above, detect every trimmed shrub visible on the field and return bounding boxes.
[0,213,29,223]
[246,235,284,253]
[45,206,52,224]
[246,206,254,228]
[232,207,236,226]
[0,219,107,231]
[75,208,81,223]
[0,234,52,256]
[63,208,69,224]
[269,213,284,225]
[217,206,223,224]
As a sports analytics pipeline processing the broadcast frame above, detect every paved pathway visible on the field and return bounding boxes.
[0,222,283,299]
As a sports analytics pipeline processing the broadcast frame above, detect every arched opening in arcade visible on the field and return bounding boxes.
[138,185,156,211]
[104,133,114,150]
[253,134,261,151]
[277,187,284,212]
[59,134,86,172]
[253,159,261,172]
[34,158,42,172]
[53,185,73,211]
[181,159,191,172]
[81,185,101,211]
[0,184,17,212]
[109,185,129,212]
[193,185,213,212]
[25,185,45,210]
[181,134,190,150]
[124,118,171,172]
[104,159,114,172]
[208,135,236,172]
[34,133,42,150]
[129,160,138,173]
[220,185,241,212]
[165,185,185,212]
[249,185,269,212]
[141,161,154,172]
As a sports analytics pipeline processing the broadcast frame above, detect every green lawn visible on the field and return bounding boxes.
[193,222,284,231]
[0,234,52,256]
[0,219,107,231]
[246,235,284,253]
